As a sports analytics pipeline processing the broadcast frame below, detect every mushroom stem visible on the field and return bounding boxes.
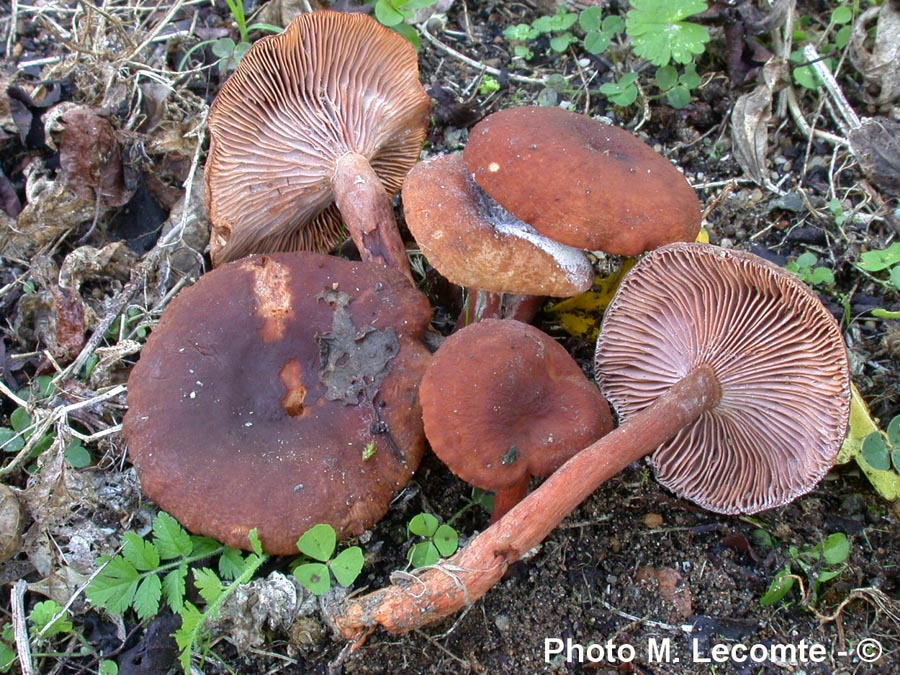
[489,479,530,524]
[455,290,546,330]
[332,152,413,280]
[331,364,722,639]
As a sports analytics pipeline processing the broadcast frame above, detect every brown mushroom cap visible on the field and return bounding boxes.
[205,11,431,265]
[403,154,594,296]
[464,106,701,255]
[124,252,433,554]
[421,319,614,494]
[595,242,851,514]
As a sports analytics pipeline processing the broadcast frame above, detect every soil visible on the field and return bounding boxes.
[1,1,900,675]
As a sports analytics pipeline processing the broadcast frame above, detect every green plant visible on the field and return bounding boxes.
[179,0,281,73]
[599,73,640,106]
[785,251,836,287]
[625,0,710,67]
[1,376,91,469]
[760,532,851,607]
[86,511,269,673]
[367,0,438,47]
[791,2,857,90]
[292,524,365,595]
[503,7,624,62]
[855,243,900,318]
[502,2,707,110]
[862,414,900,473]
[406,513,459,567]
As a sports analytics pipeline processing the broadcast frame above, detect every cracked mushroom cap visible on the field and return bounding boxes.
[464,106,701,255]
[205,11,431,266]
[403,154,595,296]
[594,242,851,514]
[421,319,614,493]
[124,252,433,554]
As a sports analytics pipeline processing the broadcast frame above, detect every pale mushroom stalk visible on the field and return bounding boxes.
[333,365,720,637]
[332,152,412,278]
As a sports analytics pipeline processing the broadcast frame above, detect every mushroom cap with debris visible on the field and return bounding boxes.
[124,252,433,554]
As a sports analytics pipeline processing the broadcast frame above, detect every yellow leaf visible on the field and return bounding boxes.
[837,384,900,501]
[545,259,636,340]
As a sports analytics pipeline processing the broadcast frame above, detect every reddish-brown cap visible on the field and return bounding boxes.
[421,319,614,493]
[403,154,594,296]
[124,252,433,554]
[205,11,431,265]
[594,242,851,514]
[464,106,701,255]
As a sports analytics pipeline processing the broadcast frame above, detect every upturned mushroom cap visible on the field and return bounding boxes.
[594,242,851,514]
[403,154,595,296]
[124,252,433,554]
[464,106,701,255]
[205,11,431,265]
[421,319,614,493]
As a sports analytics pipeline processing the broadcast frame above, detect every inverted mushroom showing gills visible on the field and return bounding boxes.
[205,11,431,275]
[331,242,850,638]
[420,319,613,520]
[124,252,433,555]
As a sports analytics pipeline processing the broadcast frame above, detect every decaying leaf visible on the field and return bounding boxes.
[17,256,87,362]
[730,67,775,186]
[836,384,900,501]
[0,484,25,563]
[850,2,900,107]
[58,106,132,208]
[2,163,96,260]
[211,571,319,651]
[848,117,900,198]
[636,565,693,620]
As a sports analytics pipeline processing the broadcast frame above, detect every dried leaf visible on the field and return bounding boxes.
[850,2,900,106]
[730,80,772,185]
[730,58,787,187]
[636,565,693,619]
[848,117,900,198]
[58,107,131,208]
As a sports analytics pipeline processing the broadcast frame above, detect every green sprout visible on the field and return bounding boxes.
[785,252,836,287]
[292,524,365,595]
[760,532,851,607]
[406,513,459,567]
[861,414,900,473]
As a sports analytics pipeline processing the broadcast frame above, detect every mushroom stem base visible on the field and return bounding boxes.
[331,364,722,639]
[455,290,546,331]
[332,152,412,280]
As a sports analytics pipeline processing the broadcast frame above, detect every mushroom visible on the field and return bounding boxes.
[420,319,613,520]
[464,106,701,254]
[205,11,431,277]
[124,252,433,554]
[331,242,850,637]
[402,153,595,324]
[404,106,702,327]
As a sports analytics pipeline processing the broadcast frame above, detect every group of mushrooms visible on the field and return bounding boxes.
[122,11,853,642]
